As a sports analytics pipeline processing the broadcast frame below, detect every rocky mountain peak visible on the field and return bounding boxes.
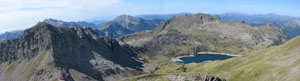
[43,18,60,22]
[116,14,136,19]
[25,22,56,33]
[194,13,220,22]
[213,15,221,21]
[0,22,55,63]
[42,18,70,27]
[114,14,140,22]
[0,22,143,81]
[173,13,220,23]
[97,14,164,38]
[154,13,221,33]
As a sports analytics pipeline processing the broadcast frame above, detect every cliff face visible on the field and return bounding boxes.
[0,23,143,81]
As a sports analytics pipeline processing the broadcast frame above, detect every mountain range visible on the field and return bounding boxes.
[3,12,299,40]
[1,12,300,81]
[219,13,300,38]
[0,19,107,42]
[136,12,300,38]
[42,18,102,29]
[219,13,300,25]
[0,14,165,41]
[135,12,192,20]
[276,20,300,38]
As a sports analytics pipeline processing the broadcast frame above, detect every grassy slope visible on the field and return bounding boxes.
[132,36,300,81]
[191,36,300,81]
[0,50,58,81]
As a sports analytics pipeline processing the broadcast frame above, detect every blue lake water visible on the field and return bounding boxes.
[176,54,235,64]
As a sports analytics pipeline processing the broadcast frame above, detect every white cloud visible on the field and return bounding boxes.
[0,0,119,10]
[0,0,120,33]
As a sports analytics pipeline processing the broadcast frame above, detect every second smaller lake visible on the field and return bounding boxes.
[176,54,235,64]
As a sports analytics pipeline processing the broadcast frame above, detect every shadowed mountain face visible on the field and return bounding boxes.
[97,15,164,38]
[0,23,143,81]
[119,13,289,62]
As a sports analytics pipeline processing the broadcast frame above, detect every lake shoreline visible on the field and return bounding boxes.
[171,52,240,62]
[197,52,240,57]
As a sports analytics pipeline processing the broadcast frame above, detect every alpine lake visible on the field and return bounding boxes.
[176,54,236,64]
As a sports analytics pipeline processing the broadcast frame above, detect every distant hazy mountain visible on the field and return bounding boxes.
[90,20,108,27]
[135,12,192,20]
[276,20,300,38]
[42,18,100,29]
[0,30,24,41]
[0,19,104,42]
[219,13,300,38]
[219,13,300,24]
[97,15,164,38]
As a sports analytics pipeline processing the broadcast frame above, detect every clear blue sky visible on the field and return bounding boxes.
[0,0,299,33]
[121,0,299,16]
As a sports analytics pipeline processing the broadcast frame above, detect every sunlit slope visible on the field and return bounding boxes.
[179,36,300,81]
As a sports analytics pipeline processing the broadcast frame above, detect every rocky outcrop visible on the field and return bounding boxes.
[138,74,225,81]
[0,23,143,81]
[189,74,224,81]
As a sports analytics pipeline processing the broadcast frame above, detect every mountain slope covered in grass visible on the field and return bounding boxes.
[151,35,300,81]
